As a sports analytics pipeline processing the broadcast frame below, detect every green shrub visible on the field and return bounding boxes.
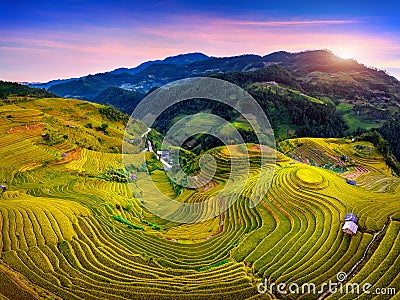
[197,259,231,272]
[112,215,144,230]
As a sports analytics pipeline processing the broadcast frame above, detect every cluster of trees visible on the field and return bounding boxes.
[210,65,348,138]
[249,87,348,138]
[86,122,110,135]
[106,168,129,183]
[94,87,144,114]
[97,123,109,135]
[211,64,299,88]
[41,130,68,146]
[99,105,129,124]
[153,99,238,135]
[0,81,57,100]
[378,113,400,160]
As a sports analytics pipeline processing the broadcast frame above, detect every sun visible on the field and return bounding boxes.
[335,48,357,60]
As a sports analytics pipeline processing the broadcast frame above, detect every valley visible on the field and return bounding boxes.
[0,91,399,299]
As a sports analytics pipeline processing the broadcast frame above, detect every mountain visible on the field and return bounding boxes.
[111,52,210,75]
[48,72,135,100]
[162,52,209,65]
[210,63,299,87]
[30,52,210,94]
[263,50,400,102]
[28,78,79,90]
[46,53,265,100]
[43,50,400,105]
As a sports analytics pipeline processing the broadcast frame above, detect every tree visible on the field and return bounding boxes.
[100,123,109,134]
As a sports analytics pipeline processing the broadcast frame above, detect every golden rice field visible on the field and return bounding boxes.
[0,98,399,299]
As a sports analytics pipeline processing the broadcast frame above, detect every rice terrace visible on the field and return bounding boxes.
[0,69,399,299]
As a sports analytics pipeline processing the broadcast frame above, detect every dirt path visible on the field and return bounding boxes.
[48,147,82,166]
[6,123,44,134]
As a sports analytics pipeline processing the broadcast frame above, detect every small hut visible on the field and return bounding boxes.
[342,213,359,235]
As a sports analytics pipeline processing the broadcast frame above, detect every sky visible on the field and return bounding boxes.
[1,0,400,82]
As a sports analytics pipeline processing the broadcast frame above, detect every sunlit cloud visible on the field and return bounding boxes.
[141,17,400,68]
[214,19,358,26]
[1,14,400,81]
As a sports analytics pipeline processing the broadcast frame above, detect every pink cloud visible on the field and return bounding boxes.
[1,16,400,81]
[213,19,358,26]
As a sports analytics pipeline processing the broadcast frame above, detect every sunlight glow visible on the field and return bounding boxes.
[334,48,357,60]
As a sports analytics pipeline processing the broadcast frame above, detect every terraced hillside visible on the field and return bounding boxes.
[280,137,400,193]
[0,98,399,299]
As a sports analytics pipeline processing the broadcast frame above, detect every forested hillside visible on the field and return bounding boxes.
[0,81,57,100]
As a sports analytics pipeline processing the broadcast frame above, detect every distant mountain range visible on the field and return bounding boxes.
[28,50,400,106]
[109,52,210,75]
[28,52,211,94]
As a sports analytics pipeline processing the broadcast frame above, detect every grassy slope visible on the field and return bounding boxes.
[0,98,399,299]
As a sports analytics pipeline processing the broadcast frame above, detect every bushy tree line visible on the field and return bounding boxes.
[0,81,57,100]
[99,105,129,124]
[378,113,400,161]
[248,86,348,138]
[211,64,299,87]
